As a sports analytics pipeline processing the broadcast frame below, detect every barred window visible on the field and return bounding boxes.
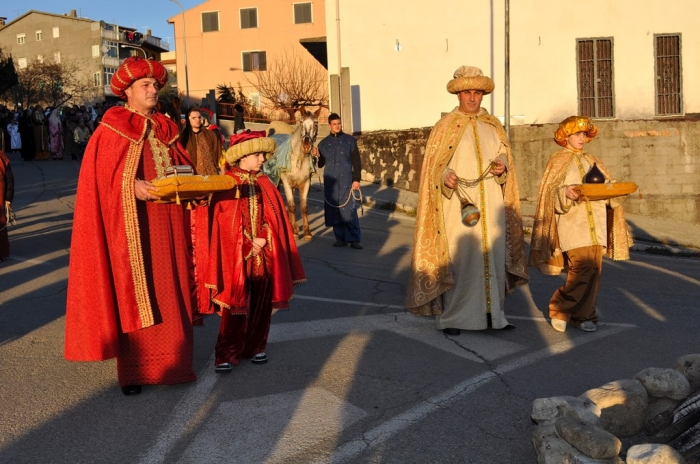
[655,34,682,116]
[240,8,258,29]
[202,11,219,32]
[17,33,26,44]
[294,3,312,24]
[577,38,614,118]
[242,51,266,72]
[93,72,101,87]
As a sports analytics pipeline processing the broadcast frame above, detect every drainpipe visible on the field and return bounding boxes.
[336,0,342,116]
[504,0,511,138]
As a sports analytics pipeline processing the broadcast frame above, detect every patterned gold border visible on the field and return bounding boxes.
[122,140,155,328]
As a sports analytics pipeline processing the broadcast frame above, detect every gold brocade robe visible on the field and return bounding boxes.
[528,149,633,275]
[405,107,529,316]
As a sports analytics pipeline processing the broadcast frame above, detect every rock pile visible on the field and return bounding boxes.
[531,353,700,463]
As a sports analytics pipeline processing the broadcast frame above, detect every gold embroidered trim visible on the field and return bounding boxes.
[572,152,598,246]
[122,140,155,328]
[147,127,173,179]
[471,119,492,314]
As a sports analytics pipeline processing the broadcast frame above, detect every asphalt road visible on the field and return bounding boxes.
[1,153,699,463]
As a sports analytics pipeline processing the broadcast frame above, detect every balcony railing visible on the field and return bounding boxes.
[102,56,120,67]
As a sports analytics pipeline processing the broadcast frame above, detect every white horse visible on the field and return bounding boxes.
[265,108,321,240]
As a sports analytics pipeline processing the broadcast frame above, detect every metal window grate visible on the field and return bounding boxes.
[577,38,614,118]
[655,34,682,115]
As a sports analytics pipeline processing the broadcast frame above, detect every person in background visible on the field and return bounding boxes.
[528,116,632,333]
[0,149,14,262]
[7,117,21,153]
[48,109,64,160]
[313,113,363,250]
[233,103,246,134]
[73,119,91,160]
[206,131,305,372]
[65,57,197,396]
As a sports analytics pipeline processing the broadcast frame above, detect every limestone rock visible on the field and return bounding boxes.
[635,367,691,400]
[532,396,602,425]
[581,379,648,437]
[625,443,687,464]
[554,417,621,459]
[532,421,621,464]
[675,354,700,391]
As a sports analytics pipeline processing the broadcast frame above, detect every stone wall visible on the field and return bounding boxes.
[354,119,700,224]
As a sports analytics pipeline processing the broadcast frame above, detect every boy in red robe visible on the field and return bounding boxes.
[205,131,306,372]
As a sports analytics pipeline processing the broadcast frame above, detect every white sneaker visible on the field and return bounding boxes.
[551,319,567,332]
[579,321,597,332]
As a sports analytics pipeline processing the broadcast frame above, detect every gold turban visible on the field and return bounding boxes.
[224,132,277,165]
[554,116,598,147]
[446,66,495,95]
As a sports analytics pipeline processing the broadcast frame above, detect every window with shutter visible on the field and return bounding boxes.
[202,11,220,32]
[577,38,614,118]
[294,3,313,24]
[655,34,682,116]
[240,8,258,29]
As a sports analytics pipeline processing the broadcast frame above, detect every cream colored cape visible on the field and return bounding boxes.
[528,149,633,275]
[405,108,529,316]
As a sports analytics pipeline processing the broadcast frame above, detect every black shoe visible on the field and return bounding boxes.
[333,240,347,247]
[215,362,233,373]
[251,352,268,364]
[121,385,142,396]
[350,242,363,249]
[442,328,461,336]
[502,324,516,330]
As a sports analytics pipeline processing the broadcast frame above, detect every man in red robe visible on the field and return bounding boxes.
[65,57,196,395]
[206,131,306,371]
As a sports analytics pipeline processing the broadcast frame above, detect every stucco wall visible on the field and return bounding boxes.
[355,119,700,224]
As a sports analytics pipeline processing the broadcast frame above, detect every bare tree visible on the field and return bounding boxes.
[245,49,328,109]
[9,59,93,108]
[0,47,19,99]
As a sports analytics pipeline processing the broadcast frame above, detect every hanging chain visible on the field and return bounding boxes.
[454,160,497,204]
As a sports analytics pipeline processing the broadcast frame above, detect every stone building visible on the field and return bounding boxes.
[0,9,169,105]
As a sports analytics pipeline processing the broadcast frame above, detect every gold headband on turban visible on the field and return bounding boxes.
[446,66,495,95]
[554,116,598,147]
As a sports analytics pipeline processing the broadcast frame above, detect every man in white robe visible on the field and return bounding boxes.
[405,66,529,335]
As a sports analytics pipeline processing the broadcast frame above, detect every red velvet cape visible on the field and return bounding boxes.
[206,169,306,313]
[65,106,194,361]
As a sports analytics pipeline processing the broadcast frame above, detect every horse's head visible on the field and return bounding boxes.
[299,111,318,155]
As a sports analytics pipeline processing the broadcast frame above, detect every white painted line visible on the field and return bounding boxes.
[136,358,218,464]
[293,294,404,309]
[321,324,632,464]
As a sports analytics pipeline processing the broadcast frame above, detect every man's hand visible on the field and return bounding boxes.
[312,146,320,158]
[564,185,581,200]
[251,237,267,256]
[489,159,506,176]
[352,181,360,191]
[443,171,457,190]
[135,179,161,202]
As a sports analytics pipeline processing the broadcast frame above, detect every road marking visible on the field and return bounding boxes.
[138,304,636,464]
[294,294,404,309]
[321,324,633,464]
